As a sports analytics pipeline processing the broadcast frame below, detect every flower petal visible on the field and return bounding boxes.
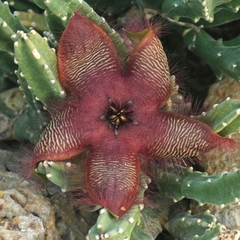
[85,148,140,217]
[57,12,121,96]
[143,111,235,161]
[34,104,85,162]
[126,28,172,107]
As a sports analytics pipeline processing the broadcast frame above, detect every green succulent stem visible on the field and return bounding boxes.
[165,211,224,240]
[195,98,240,136]
[157,166,240,206]
[183,28,240,81]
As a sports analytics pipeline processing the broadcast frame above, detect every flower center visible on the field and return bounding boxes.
[100,98,137,136]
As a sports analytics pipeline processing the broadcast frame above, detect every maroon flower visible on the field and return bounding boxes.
[30,12,235,217]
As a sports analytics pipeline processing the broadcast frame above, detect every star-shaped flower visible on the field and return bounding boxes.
[30,12,234,217]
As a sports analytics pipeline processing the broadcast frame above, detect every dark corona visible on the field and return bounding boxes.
[100,98,137,136]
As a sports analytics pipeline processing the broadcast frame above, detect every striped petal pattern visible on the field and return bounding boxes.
[142,111,232,162]
[34,103,85,161]
[57,13,121,96]
[127,28,171,107]
[85,148,139,216]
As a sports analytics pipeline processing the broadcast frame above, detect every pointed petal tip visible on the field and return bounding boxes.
[57,12,121,95]
[86,152,140,217]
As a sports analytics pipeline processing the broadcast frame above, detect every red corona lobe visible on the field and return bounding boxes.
[29,12,235,217]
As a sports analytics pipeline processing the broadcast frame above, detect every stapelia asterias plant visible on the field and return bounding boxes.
[28,11,235,217]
